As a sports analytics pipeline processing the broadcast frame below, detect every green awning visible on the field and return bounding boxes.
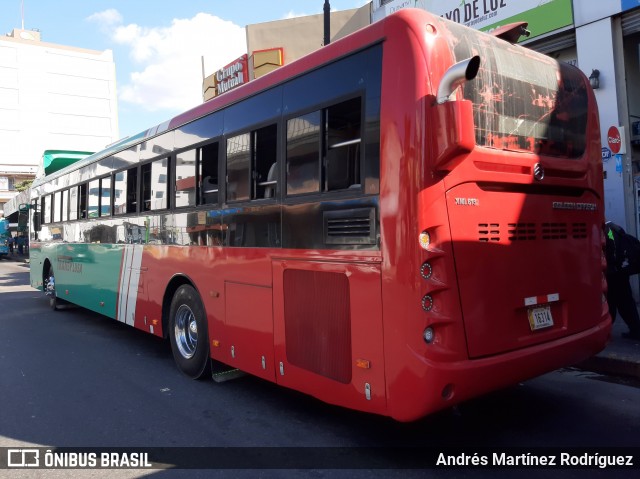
[43,150,94,175]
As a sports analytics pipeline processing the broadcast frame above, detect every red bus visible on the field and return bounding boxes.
[29,9,610,422]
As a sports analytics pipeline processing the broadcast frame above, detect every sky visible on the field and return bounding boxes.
[0,1,369,140]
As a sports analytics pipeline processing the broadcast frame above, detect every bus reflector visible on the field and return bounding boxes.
[356,359,371,369]
[420,262,433,279]
[212,340,220,348]
[422,294,433,312]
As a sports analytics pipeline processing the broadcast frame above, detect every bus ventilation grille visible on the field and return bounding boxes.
[478,222,588,242]
[324,207,376,245]
[283,269,352,384]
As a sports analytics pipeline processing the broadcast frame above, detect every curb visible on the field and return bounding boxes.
[576,353,640,380]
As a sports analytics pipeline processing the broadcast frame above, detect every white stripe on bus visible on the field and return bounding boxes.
[117,245,143,326]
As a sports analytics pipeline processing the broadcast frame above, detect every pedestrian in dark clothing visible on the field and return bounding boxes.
[7,235,14,254]
[17,235,24,255]
[605,221,640,340]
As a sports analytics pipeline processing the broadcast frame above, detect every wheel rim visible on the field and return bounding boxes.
[46,270,55,296]
[174,304,198,359]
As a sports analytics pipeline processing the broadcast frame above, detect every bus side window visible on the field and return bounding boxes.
[88,180,100,218]
[53,191,62,223]
[286,111,321,196]
[142,158,168,211]
[79,183,88,219]
[326,97,362,191]
[175,149,197,208]
[69,186,78,221]
[114,170,127,215]
[100,176,111,217]
[142,163,151,211]
[226,134,250,202]
[127,167,138,213]
[254,124,277,199]
[200,141,219,205]
[61,189,69,222]
[41,195,48,224]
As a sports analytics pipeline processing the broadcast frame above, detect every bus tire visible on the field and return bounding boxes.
[169,284,211,379]
[46,266,59,311]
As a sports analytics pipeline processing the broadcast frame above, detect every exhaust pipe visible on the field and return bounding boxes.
[436,56,481,104]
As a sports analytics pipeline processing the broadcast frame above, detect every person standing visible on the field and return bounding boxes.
[16,235,24,255]
[605,221,640,340]
[7,235,14,254]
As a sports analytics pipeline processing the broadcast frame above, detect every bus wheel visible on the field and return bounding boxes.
[169,285,211,379]
[45,266,59,311]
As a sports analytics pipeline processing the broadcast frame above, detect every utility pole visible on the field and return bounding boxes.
[323,0,331,46]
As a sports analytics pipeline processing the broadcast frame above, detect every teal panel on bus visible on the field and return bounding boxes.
[41,242,124,319]
[43,150,94,176]
[0,219,9,255]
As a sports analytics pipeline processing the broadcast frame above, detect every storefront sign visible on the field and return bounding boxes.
[214,54,248,96]
[372,0,574,41]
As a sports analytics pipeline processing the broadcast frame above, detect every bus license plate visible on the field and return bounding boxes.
[527,306,554,331]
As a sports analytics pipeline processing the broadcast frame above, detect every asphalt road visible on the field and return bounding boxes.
[1,259,639,478]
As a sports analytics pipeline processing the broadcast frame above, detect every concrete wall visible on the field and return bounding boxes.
[245,7,370,68]
[0,31,118,209]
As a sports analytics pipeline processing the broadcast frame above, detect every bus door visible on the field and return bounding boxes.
[272,259,387,414]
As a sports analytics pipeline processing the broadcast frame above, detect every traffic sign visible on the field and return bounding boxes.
[608,126,622,154]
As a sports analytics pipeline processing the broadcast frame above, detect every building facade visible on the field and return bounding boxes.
[0,28,118,215]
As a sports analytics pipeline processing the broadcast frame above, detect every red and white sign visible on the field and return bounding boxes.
[608,126,622,154]
[214,54,248,96]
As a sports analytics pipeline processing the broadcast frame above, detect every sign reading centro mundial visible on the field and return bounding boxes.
[371,0,574,41]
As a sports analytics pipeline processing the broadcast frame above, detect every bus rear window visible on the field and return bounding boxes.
[444,21,588,159]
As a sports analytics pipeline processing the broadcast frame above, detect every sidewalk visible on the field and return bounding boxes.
[2,251,29,263]
[576,317,640,380]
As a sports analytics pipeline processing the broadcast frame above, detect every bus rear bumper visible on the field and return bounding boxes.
[388,316,612,422]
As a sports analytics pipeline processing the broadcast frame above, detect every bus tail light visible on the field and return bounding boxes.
[419,231,431,250]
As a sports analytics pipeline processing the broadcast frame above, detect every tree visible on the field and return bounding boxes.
[15,179,33,192]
